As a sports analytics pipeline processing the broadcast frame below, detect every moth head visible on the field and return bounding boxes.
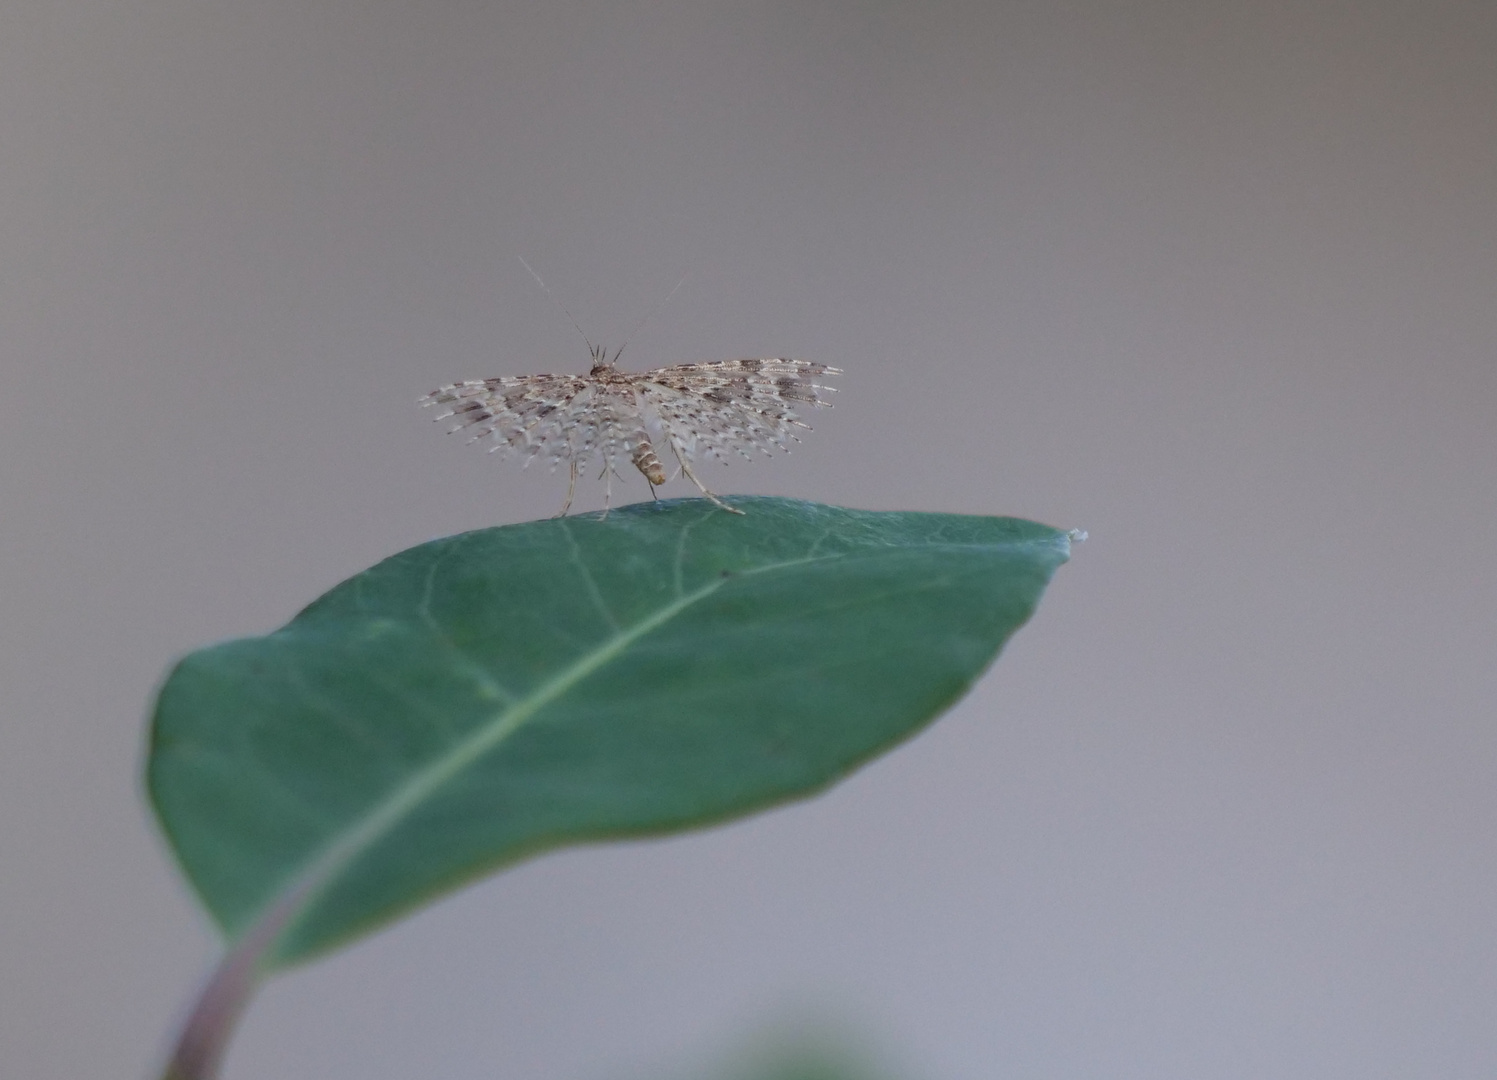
[589,343,621,375]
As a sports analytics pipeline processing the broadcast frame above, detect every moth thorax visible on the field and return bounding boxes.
[631,440,666,485]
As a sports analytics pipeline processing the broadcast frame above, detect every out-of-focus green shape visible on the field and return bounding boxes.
[716,1044,890,1080]
[149,497,1075,968]
[659,1021,902,1080]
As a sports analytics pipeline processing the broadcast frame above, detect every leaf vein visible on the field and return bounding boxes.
[559,518,621,631]
[256,568,747,952]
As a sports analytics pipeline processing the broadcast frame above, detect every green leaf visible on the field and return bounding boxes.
[148,497,1075,968]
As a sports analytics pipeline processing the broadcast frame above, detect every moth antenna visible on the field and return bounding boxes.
[518,256,595,358]
[614,270,688,367]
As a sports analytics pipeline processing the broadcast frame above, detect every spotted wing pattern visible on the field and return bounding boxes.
[423,374,584,459]
[637,359,840,463]
[421,356,839,513]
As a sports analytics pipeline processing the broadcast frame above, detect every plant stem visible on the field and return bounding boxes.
[158,879,314,1080]
[159,938,264,1080]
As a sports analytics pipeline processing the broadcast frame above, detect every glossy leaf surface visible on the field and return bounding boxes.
[149,497,1074,967]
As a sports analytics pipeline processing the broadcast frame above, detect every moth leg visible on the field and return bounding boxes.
[671,443,744,515]
[556,459,577,518]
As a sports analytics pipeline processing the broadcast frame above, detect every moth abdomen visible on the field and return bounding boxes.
[631,440,667,486]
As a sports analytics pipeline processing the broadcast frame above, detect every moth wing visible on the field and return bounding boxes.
[421,374,595,464]
[638,359,839,461]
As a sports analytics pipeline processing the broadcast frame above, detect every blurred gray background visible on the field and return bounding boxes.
[3,1,1495,1077]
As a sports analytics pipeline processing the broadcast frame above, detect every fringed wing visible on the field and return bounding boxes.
[636,359,840,462]
[420,374,594,466]
[421,375,657,479]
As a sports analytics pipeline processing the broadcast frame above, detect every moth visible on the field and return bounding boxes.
[421,346,840,515]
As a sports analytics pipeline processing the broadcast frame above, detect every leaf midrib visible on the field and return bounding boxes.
[246,549,856,960]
